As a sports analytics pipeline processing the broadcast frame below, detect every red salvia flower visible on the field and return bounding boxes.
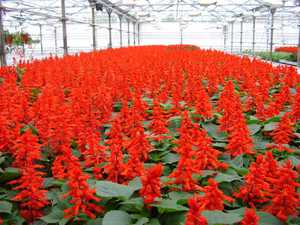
[149,99,170,141]
[291,87,300,122]
[235,152,274,207]
[63,154,103,219]
[194,86,213,119]
[169,111,201,191]
[264,160,300,221]
[10,131,48,222]
[140,164,163,204]
[218,81,254,156]
[105,117,126,183]
[271,113,294,152]
[185,195,208,225]
[83,131,107,180]
[240,208,259,225]
[201,179,233,211]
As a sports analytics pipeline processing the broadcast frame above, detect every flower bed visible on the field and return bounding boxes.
[0,45,299,225]
[275,46,297,57]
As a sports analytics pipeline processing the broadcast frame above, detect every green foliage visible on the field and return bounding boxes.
[102,210,131,225]
[95,181,135,200]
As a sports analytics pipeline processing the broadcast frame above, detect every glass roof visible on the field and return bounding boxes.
[1,0,299,28]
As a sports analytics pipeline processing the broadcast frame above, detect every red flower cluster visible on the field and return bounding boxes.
[275,46,297,56]
[140,164,163,204]
[185,179,233,225]
[241,208,259,225]
[218,81,254,156]
[10,130,48,222]
[169,111,225,191]
[0,45,299,223]
[235,151,300,221]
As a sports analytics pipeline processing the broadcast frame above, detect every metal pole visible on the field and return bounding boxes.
[270,8,276,62]
[61,0,68,55]
[133,22,136,46]
[230,21,234,53]
[298,16,300,67]
[91,6,96,51]
[54,27,58,55]
[39,24,44,55]
[223,25,227,52]
[252,15,256,55]
[240,18,243,54]
[180,28,183,44]
[137,23,140,45]
[0,0,7,66]
[118,15,123,47]
[127,19,130,46]
[107,8,112,48]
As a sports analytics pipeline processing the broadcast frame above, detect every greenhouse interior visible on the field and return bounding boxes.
[0,0,300,225]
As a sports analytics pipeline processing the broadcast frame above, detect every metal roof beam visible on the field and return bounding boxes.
[90,0,137,22]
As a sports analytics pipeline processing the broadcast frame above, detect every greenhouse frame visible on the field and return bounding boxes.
[0,0,300,66]
[0,1,300,225]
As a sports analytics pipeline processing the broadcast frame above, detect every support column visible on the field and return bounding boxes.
[223,25,227,52]
[61,0,68,55]
[127,19,130,46]
[118,14,123,47]
[137,23,140,45]
[239,18,244,54]
[54,27,58,55]
[91,6,97,51]
[0,0,7,66]
[180,28,183,45]
[107,8,113,48]
[133,22,136,46]
[297,16,300,67]
[230,21,234,53]
[39,24,44,55]
[269,8,276,61]
[252,15,256,56]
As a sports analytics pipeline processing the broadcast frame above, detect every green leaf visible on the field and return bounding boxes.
[229,154,244,168]
[288,156,300,167]
[212,142,227,148]
[151,199,189,213]
[41,207,64,224]
[128,177,142,191]
[168,116,182,130]
[214,173,241,183]
[86,218,103,225]
[133,217,149,225]
[202,210,243,225]
[202,123,227,141]
[0,201,12,213]
[263,122,278,132]
[248,124,262,135]
[169,192,193,202]
[102,210,131,225]
[120,197,144,211]
[257,212,284,225]
[58,218,69,225]
[253,135,272,150]
[148,219,161,225]
[96,181,134,200]
[162,153,179,164]
[160,212,186,225]
[44,178,64,188]
[0,167,20,183]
